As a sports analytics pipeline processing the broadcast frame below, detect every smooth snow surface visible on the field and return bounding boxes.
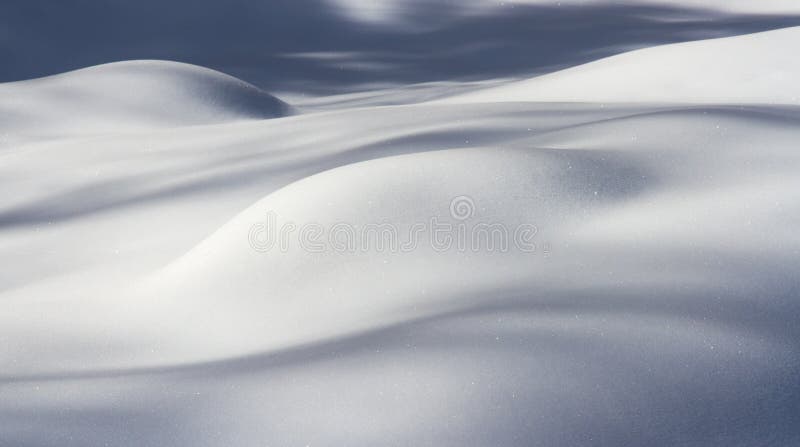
[0,60,290,141]
[445,27,800,105]
[1,11,799,447]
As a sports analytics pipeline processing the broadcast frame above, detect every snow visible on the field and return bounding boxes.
[1,5,800,447]
[444,27,800,105]
[0,60,290,141]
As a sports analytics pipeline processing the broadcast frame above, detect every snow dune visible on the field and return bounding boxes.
[2,100,800,444]
[0,60,290,141]
[446,26,800,105]
[1,20,799,447]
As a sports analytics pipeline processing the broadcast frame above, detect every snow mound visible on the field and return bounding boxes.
[141,147,606,357]
[444,26,800,105]
[2,102,799,445]
[0,60,291,139]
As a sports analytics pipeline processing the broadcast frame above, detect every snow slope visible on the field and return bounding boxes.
[1,19,800,447]
[0,60,290,141]
[445,26,800,105]
[2,101,799,445]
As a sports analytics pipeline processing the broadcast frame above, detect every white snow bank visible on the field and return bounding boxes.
[2,20,800,446]
[0,60,290,139]
[1,96,799,445]
[444,26,800,105]
[3,102,799,446]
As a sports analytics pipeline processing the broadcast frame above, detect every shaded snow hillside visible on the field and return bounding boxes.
[445,27,800,105]
[1,5,800,447]
[0,60,290,140]
[2,99,800,446]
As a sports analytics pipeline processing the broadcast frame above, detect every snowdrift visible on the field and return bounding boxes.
[445,26,800,105]
[0,60,290,139]
[3,102,799,446]
[2,14,800,447]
